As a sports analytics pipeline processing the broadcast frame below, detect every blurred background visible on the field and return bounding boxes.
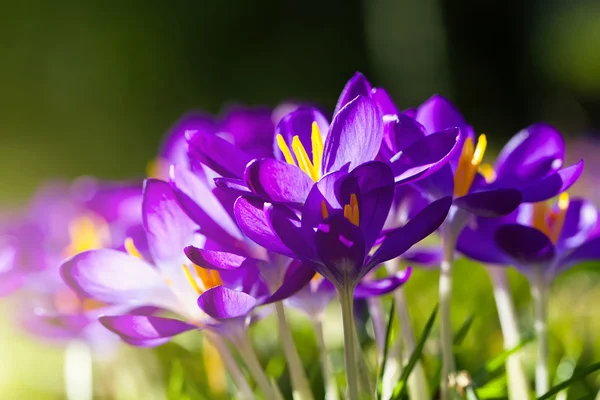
[0,0,599,398]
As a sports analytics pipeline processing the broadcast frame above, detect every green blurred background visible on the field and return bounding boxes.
[1,0,599,398]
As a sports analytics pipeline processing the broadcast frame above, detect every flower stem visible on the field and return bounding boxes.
[64,339,93,400]
[339,286,361,400]
[312,316,340,400]
[439,232,456,400]
[207,334,254,400]
[236,332,280,399]
[275,301,314,400]
[488,267,530,400]
[394,285,430,400]
[531,272,549,397]
[367,296,386,358]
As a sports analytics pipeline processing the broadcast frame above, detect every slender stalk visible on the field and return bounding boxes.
[64,339,93,400]
[439,231,456,400]
[275,301,314,400]
[312,317,339,400]
[339,286,361,400]
[394,286,430,400]
[367,296,387,358]
[488,267,530,400]
[236,332,281,399]
[207,334,254,400]
[531,272,549,397]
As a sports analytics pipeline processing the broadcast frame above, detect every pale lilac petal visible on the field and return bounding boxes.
[354,268,412,298]
[244,159,314,206]
[184,247,257,271]
[197,286,256,320]
[187,130,253,178]
[100,315,197,341]
[556,236,600,274]
[557,199,598,251]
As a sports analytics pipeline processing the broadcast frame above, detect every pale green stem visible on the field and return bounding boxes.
[439,232,456,400]
[64,339,93,400]
[394,285,430,400]
[339,286,361,400]
[531,272,549,397]
[312,316,340,400]
[275,301,314,400]
[367,296,386,358]
[488,267,530,400]
[207,334,254,400]
[236,333,281,399]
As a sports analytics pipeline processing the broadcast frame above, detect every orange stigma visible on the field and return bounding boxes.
[343,193,360,226]
[454,134,487,196]
[532,192,570,244]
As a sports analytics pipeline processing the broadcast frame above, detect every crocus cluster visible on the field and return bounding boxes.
[1,72,597,400]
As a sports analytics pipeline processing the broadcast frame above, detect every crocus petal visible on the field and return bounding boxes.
[457,219,512,265]
[197,286,256,320]
[61,249,179,310]
[413,165,455,199]
[234,197,293,257]
[100,315,197,341]
[159,112,216,168]
[333,72,372,115]
[244,158,314,206]
[494,123,565,183]
[143,179,202,266]
[390,128,462,184]
[302,170,346,229]
[367,196,452,271]
[556,236,600,274]
[415,94,469,136]
[518,161,584,203]
[171,164,244,245]
[184,247,257,271]
[187,130,253,178]
[354,268,412,298]
[557,199,598,250]
[274,107,329,163]
[322,96,383,174]
[214,177,256,197]
[267,203,318,260]
[383,114,427,154]
[370,87,399,115]
[401,247,443,266]
[220,105,275,158]
[315,215,366,286]
[263,262,316,304]
[121,337,172,348]
[495,224,555,265]
[454,188,522,217]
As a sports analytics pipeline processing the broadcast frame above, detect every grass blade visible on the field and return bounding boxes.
[390,304,439,400]
[454,315,475,346]
[537,362,600,400]
[377,299,396,399]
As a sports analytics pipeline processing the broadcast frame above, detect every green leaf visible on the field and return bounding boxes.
[472,333,534,387]
[390,304,439,400]
[453,315,475,346]
[377,299,396,399]
[537,362,600,400]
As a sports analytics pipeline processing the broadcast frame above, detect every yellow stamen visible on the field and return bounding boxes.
[203,339,227,396]
[532,193,570,244]
[453,134,487,197]
[321,200,329,219]
[124,237,143,259]
[183,264,202,294]
[343,193,360,226]
[64,215,110,256]
[311,122,324,175]
[549,193,570,243]
[194,265,222,291]
[478,163,496,183]
[292,136,319,181]
[276,134,296,166]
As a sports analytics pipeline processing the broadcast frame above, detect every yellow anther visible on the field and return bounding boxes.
[453,134,487,197]
[311,122,324,175]
[478,163,496,183]
[321,200,329,219]
[124,237,143,259]
[292,136,320,181]
[343,193,360,226]
[194,265,222,291]
[276,134,296,166]
[549,193,570,243]
[64,215,110,256]
[558,192,570,210]
[183,264,202,294]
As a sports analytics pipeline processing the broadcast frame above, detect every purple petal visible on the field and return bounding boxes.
[333,72,373,115]
[401,247,442,266]
[187,130,253,178]
[143,179,201,266]
[234,197,294,257]
[214,177,256,197]
[185,247,256,271]
[274,107,329,163]
[367,196,452,270]
[301,170,346,229]
[354,268,412,298]
[457,218,513,265]
[495,224,555,265]
[415,94,470,136]
[370,87,399,115]
[61,249,178,309]
[390,128,462,184]
[556,236,600,274]
[413,165,455,199]
[244,159,314,206]
[267,203,318,260]
[315,215,366,286]
[557,199,598,251]
[197,286,256,320]
[383,114,427,154]
[100,315,197,341]
[322,96,383,174]
[454,189,522,217]
[494,123,565,184]
[518,161,584,202]
[121,337,172,347]
[159,112,216,167]
[263,262,316,304]
[220,105,275,158]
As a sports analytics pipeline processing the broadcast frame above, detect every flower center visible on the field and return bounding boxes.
[276,121,324,181]
[320,193,360,227]
[453,134,487,197]
[64,214,111,257]
[532,192,570,244]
